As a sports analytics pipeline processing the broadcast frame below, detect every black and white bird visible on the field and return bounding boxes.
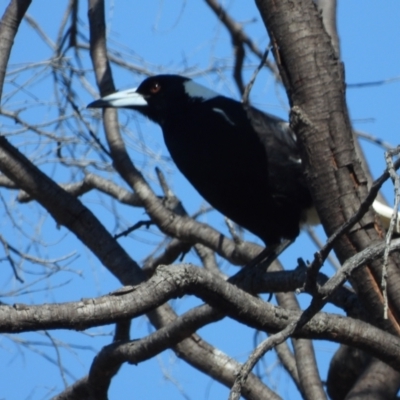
[88,75,397,246]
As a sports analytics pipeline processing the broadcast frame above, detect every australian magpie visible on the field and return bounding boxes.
[88,75,396,246]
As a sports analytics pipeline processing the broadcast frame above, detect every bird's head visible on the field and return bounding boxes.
[88,74,219,125]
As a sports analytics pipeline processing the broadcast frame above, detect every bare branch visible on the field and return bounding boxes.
[0,0,32,98]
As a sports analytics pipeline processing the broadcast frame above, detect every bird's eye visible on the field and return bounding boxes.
[150,82,161,94]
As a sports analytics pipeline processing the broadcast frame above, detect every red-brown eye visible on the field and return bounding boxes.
[150,82,161,94]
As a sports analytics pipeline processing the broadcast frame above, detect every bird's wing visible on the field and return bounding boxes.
[244,104,313,224]
[245,106,299,158]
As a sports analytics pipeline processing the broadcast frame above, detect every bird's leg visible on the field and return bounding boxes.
[230,239,293,289]
[245,239,293,270]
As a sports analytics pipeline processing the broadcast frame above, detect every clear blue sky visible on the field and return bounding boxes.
[1,1,399,399]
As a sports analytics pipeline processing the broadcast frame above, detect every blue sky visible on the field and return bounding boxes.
[1,1,400,399]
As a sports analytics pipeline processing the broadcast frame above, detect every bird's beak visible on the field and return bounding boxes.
[87,88,148,109]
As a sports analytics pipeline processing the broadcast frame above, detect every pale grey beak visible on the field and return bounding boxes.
[87,88,148,108]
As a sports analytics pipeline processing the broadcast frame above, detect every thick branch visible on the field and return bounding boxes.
[3,242,400,370]
[254,0,400,333]
[0,0,32,98]
[0,136,143,285]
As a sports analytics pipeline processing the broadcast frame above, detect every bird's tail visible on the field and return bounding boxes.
[373,200,400,234]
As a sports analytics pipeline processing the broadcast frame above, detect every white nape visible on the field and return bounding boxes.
[184,80,219,101]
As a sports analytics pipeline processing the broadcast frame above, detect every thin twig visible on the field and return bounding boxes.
[356,130,394,151]
[242,46,271,106]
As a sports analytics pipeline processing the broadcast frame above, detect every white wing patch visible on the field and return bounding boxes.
[276,121,301,164]
[184,81,219,101]
[280,122,297,142]
[212,108,235,126]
